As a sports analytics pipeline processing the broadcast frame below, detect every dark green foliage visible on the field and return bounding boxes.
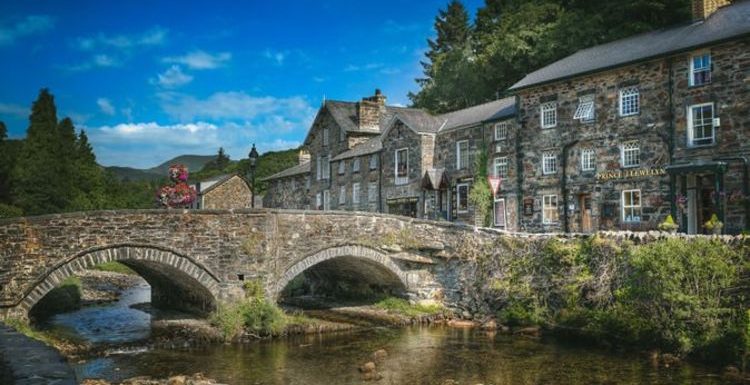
[0,121,11,204]
[28,276,81,319]
[202,147,231,172]
[481,235,748,365]
[469,144,492,226]
[411,0,692,112]
[194,147,300,195]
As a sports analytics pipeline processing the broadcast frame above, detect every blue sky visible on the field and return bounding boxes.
[0,0,483,168]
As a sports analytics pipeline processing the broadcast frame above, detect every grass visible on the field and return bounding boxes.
[91,261,137,275]
[374,297,444,317]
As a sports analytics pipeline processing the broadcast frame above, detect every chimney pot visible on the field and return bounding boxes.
[692,0,731,21]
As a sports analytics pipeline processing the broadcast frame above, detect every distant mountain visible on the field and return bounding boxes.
[106,154,219,181]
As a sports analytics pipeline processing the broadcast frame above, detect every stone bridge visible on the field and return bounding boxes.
[0,209,501,319]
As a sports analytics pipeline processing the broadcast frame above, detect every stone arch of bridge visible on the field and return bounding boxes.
[273,245,411,300]
[21,244,220,316]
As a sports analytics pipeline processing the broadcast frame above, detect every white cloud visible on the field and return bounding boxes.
[66,54,121,71]
[151,65,193,88]
[0,15,54,46]
[96,98,116,115]
[74,26,168,51]
[158,91,315,123]
[0,102,28,118]
[263,49,288,66]
[163,50,231,69]
[344,63,383,72]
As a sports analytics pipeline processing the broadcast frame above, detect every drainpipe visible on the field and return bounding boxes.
[667,57,677,221]
[715,156,750,230]
[515,94,524,231]
[561,139,580,233]
[378,151,383,213]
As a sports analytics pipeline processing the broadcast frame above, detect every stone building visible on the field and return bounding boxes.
[508,0,749,234]
[263,0,749,234]
[190,174,253,210]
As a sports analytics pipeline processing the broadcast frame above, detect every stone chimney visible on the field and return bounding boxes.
[298,149,311,165]
[357,89,387,130]
[692,0,731,21]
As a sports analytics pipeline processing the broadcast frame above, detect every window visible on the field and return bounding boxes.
[369,154,378,170]
[494,198,506,227]
[352,158,360,173]
[457,183,469,213]
[542,152,557,175]
[619,87,640,116]
[352,183,360,204]
[494,122,508,141]
[456,140,469,170]
[688,103,715,147]
[622,189,642,223]
[581,149,595,171]
[318,155,330,179]
[338,160,345,175]
[339,185,346,205]
[573,95,595,122]
[316,157,321,180]
[690,53,711,86]
[543,195,558,224]
[368,182,378,202]
[540,102,557,128]
[494,157,509,178]
[339,127,346,142]
[323,127,329,146]
[305,176,310,190]
[395,148,408,185]
[323,190,330,211]
[316,192,322,210]
[621,142,640,168]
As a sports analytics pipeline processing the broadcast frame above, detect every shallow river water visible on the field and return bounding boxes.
[43,285,729,385]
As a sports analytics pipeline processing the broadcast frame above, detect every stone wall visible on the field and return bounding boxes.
[380,121,426,217]
[263,172,310,210]
[202,175,252,210]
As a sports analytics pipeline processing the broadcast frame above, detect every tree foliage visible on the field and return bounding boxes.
[411,0,692,112]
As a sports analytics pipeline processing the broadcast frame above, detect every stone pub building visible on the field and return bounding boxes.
[263,0,749,234]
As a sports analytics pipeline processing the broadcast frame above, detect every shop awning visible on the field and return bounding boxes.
[665,160,728,175]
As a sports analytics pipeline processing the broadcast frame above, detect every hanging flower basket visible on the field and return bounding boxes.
[157,164,196,208]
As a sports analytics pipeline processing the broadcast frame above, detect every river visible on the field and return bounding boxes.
[40,283,728,385]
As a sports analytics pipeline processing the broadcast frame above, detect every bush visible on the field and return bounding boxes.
[210,279,288,340]
[0,203,22,218]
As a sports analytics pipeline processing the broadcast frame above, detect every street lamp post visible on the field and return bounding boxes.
[248,143,259,208]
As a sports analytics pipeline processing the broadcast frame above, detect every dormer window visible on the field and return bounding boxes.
[690,53,711,86]
[573,95,595,123]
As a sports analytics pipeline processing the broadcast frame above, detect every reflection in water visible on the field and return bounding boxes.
[73,325,724,385]
[49,283,724,385]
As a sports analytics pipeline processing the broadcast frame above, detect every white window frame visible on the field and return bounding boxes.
[368,182,378,203]
[493,198,507,227]
[621,142,640,168]
[352,182,360,204]
[323,189,330,211]
[573,95,595,122]
[338,160,345,175]
[622,189,642,223]
[395,148,409,185]
[619,87,640,116]
[581,148,595,172]
[494,157,508,178]
[322,127,329,146]
[540,102,557,129]
[542,152,557,175]
[339,126,346,142]
[542,195,558,224]
[338,185,346,205]
[352,158,360,173]
[456,140,469,170]
[687,102,715,147]
[456,183,469,213]
[494,122,508,141]
[320,154,330,179]
[689,53,711,87]
[316,192,322,210]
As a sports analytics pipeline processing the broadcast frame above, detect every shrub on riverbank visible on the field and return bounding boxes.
[479,235,749,365]
[92,261,137,275]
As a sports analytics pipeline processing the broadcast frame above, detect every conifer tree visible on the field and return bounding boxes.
[216,147,230,170]
[0,121,10,203]
[12,89,67,214]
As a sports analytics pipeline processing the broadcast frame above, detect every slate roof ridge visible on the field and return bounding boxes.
[260,161,311,181]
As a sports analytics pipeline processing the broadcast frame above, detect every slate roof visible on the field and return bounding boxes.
[392,108,446,133]
[260,161,311,181]
[331,136,382,161]
[510,1,750,91]
[438,97,516,131]
[422,168,448,190]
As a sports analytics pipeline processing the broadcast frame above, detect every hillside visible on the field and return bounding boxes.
[106,154,219,181]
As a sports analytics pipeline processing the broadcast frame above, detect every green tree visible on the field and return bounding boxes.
[0,121,10,203]
[410,0,482,113]
[68,129,106,210]
[12,89,68,214]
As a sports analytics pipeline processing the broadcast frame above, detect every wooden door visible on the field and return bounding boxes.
[580,194,592,232]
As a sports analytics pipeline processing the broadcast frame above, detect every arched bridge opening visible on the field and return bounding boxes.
[276,245,411,307]
[23,245,220,320]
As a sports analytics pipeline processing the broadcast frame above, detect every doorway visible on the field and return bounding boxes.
[579,194,593,232]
